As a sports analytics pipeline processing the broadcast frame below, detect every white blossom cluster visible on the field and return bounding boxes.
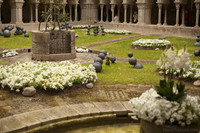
[2,49,18,57]
[165,61,200,79]
[72,25,88,29]
[0,61,97,91]
[104,29,131,34]
[132,39,171,47]
[129,88,200,126]
[76,47,89,53]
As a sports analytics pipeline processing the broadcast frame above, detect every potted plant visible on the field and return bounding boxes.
[129,47,200,133]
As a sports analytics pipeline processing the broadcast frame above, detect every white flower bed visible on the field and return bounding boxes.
[165,61,200,79]
[2,49,18,57]
[129,88,200,126]
[0,61,97,91]
[76,47,89,53]
[104,29,131,34]
[72,25,88,29]
[132,39,171,47]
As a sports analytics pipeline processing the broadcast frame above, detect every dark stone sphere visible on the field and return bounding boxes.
[22,29,26,33]
[94,57,103,64]
[93,62,102,73]
[98,53,106,60]
[8,26,13,31]
[128,52,133,58]
[194,50,200,56]
[134,63,144,69]
[129,57,137,66]
[16,26,22,31]
[3,30,11,37]
[0,32,3,36]
[5,25,9,30]
[194,42,200,47]
[196,37,200,42]
[17,30,23,35]
[100,50,107,56]
[24,33,29,37]
[110,56,116,63]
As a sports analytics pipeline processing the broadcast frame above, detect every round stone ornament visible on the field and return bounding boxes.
[128,52,133,58]
[134,63,144,69]
[98,53,106,60]
[3,30,11,37]
[129,57,137,66]
[93,62,102,73]
[94,57,103,64]
[194,50,200,56]
[24,33,29,37]
[100,50,107,56]
[110,56,116,63]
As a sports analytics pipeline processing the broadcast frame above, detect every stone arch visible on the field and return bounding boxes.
[151,0,158,24]
[1,0,11,23]
[167,0,176,25]
[22,0,30,23]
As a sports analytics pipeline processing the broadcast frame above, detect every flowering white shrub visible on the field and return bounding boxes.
[132,39,171,47]
[165,61,200,80]
[2,49,18,57]
[76,47,89,53]
[104,29,131,34]
[129,88,200,126]
[0,61,97,91]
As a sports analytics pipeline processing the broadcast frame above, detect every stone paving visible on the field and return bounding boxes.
[0,101,133,133]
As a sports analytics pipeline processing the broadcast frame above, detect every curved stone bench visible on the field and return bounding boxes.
[0,101,134,133]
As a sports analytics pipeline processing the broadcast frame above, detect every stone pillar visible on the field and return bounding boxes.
[157,4,162,25]
[0,1,2,24]
[118,5,121,22]
[35,3,39,23]
[69,4,72,22]
[100,4,104,22]
[175,3,180,26]
[106,5,110,22]
[75,4,78,21]
[124,4,127,23]
[163,4,168,25]
[130,5,133,23]
[137,2,153,24]
[181,6,185,26]
[10,0,24,24]
[195,3,200,27]
[111,4,115,23]
[30,4,33,22]
[63,4,66,14]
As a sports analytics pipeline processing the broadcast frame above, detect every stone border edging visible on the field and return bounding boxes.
[0,101,134,133]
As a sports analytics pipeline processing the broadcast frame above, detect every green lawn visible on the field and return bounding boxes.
[84,62,162,85]
[0,33,32,49]
[75,29,138,47]
[93,36,199,61]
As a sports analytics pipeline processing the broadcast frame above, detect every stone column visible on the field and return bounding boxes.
[181,6,185,26]
[100,4,104,22]
[75,4,78,21]
[124,4,127,23]
[175,3,180,26]
[63,4,66,14]
[30,4,33,22]
[163,4,168,25]
[69,4,72,22]
[118,5,121,22]
[0,1,2,24]
[10,0,24,24]
[35,3,39,23]
[106,5,110,22]
[157,4,162,25]
[111,4,115,23]
[130,5,133,23]
[195,4,200,27]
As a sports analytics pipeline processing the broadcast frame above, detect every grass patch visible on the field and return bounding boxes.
[75,29,138,47]
[0,33,32,49]
[84,62,162,85]
[0,61,6,65]
[93,36,198,61]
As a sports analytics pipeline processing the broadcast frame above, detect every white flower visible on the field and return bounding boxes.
[132,39,171,47]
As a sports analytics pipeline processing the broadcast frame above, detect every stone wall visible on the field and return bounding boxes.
[32,30,76,61]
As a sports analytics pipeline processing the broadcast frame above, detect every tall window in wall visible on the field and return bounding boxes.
[38,3,44,22]
[22,0,30,23]
[1,0,11,23]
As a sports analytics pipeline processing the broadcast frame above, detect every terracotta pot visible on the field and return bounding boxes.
[140,120,199,133]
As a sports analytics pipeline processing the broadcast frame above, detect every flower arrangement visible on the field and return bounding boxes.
[132,39,171,47]
[129,47,200,127]
[104,29,131,34]
[72,25,88,29]
[2,49,18,57]
[0,61,97,92]
[76,47,89,53]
